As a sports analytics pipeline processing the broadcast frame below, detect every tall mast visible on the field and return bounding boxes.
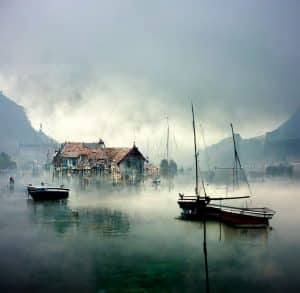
[166,117,170,179]
[192,104,199,196]
[230,123,239,187]
[166,117,169,165]
[230,123,252,196]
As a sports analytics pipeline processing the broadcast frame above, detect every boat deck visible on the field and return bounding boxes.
[178,195,275,227]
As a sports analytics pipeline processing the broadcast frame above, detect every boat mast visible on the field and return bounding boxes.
[230,123,253,196]
[166,117,170,184]
[192,104,199,196]
[192,103,208,197]
[230,123,239,187]
[166,117,169,171]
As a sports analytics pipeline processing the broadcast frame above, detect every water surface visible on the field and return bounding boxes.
[0,176,299,292]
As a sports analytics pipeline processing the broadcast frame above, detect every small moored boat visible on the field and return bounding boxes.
[178,195,275,227]
[27,184,69,201]
[152,177,161,185]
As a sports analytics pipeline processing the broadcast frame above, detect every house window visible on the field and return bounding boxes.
[127,160,131,168]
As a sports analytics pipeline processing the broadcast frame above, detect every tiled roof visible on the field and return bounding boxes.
[57,143,146,166]
[104,148,131,164]
[62,143,93,156]
[63,143,84,152]
[88,149,107,160]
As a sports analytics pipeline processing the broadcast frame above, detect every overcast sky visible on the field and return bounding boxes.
[0,0,299,163]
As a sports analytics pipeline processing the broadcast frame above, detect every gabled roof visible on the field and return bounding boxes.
[88,149,107,160]
[105,148,131,164]
[114,145,147,165]
[61,142,93,157]
[56,142,146,166]
[63,142,84,152]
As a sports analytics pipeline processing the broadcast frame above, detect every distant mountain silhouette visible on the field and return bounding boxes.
[264,108,300,162]
[201,133,265,169]
[266,107,300,141]
[0,91,55,154]
[202,107,300,169]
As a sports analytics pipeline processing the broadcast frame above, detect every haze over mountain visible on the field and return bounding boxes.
[1,88,299,168]
[266,107,300,141]
[202,108,300,169]
[0,91,55,154]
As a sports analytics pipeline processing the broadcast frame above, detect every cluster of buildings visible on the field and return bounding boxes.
[53,139,157,183]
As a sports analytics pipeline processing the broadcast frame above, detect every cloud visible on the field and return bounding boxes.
[0,0,299,163]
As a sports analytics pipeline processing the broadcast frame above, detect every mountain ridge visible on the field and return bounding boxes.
[202,107,300,168]
[0,91,56,154]
[266,107,300,141]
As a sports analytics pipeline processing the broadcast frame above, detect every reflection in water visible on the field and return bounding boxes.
[1,177,300,292]
[27,199,78,234]
[203,218,210,293]
[231,227,269,244]
[198,219,270,293]
[220,222,270,245]
[27,199,130,236]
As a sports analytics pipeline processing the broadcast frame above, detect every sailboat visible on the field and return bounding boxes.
[154,117,173,188]
[177,104,275,228]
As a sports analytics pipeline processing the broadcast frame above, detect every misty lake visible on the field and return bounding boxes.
[0,175,299,292]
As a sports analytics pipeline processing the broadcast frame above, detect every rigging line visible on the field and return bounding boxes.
[198,156,208,197]
[172,134,178,150]
[192,103,199,196]
[166,116,169,163]
[157,132,165,159]
[230,123,239,187]
[234,151,253,195]
[192,102,207,196]
[235,143,253,196]
[199,122,211,172]
[230,123,253,197]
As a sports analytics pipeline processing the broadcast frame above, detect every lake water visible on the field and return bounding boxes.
[0,175,299,292]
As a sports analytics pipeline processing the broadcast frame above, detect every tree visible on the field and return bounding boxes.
[169,160,178,177]
[159,159,169,177]
[159,159,178,178]
[0,152,17,170]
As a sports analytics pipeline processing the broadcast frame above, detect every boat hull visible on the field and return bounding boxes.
[178,201,273,228]
[27,187,69,201]
[218,208,269,227]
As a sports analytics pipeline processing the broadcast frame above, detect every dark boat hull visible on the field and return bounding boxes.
[218,208,269,227]
[178,201,273,228]
[28,187,69,201]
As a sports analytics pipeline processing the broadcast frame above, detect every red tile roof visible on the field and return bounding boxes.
[62,143,93,157]
[58,143,145,165]
[104,148,131,164]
